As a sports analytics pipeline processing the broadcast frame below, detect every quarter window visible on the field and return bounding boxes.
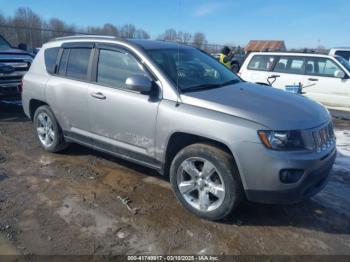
[65,48,91,80]
[97,49,149,89]
[247,55,275,71]
[44,47,59,74]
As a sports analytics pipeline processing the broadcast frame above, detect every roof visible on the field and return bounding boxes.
[129,39,193,50]
[49,35,192,50]
[245,40,286,52]
[248,51,334,58]
[330,47,350,51]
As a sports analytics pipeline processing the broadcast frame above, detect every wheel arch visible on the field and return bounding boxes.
[163,132,240,178]
[29,99,49,121]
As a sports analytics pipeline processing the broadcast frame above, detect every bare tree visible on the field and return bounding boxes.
[11,7,44,48]
[193,32,206,49]
[134,29,150,39]
[121,24,136,38]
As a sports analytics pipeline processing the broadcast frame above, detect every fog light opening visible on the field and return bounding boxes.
[279,169,304,184]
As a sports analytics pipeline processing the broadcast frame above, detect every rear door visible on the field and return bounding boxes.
[302,57,350,111]
[269,56,306,90]
[46,44,93,140]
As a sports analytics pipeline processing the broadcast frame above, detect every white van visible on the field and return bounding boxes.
[239,52,350,114]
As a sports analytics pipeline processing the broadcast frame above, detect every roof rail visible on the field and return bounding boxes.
[50,34,125,42]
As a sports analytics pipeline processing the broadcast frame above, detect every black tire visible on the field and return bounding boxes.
[170,143,243,221]
[33,105,69,152]
[231,63,240,73]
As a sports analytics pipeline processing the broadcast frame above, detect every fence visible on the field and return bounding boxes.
[0,25,244,54]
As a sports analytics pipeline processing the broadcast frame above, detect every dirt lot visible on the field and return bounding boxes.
[0,101,349,256]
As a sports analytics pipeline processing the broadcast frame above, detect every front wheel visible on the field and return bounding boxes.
[170,143,243,221]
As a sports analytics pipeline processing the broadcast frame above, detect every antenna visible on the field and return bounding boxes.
[175,0,182,107]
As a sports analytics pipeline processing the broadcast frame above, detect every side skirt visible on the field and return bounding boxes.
[64,131,163,173]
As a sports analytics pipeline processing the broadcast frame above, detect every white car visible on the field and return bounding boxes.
[329,47,350,63]
[239,52,350,115]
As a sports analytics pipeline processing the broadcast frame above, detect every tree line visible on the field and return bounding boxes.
[0,7,209,50]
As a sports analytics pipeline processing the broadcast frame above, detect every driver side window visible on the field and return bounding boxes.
[306,58,342,77]
[97,49,149,89]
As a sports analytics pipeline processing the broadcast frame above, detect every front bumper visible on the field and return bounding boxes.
[245,148,336,204]
[235,141,337,204]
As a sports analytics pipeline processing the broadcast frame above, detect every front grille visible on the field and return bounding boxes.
[0,61,31,72]
[312,122,335,152]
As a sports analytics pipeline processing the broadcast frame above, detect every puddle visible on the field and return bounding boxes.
[0,171,8,182]
[57,196,118,237]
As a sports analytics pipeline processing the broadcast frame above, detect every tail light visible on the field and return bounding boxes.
[18,80,23,93]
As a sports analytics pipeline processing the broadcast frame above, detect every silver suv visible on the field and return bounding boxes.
[22,36,336,220]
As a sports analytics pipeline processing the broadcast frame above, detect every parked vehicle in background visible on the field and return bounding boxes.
[213,52,245,73]
[22,36,336,220]
[329,48,350,63]
[0,35,33,99]
[239,52,350,114]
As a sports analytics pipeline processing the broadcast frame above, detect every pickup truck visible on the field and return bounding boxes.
[0,35,33,100]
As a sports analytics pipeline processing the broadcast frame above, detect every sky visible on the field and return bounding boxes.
[0,0,349,49]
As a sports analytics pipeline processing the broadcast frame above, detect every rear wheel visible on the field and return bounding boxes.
[33,105,68,152]
[170,143,243,220]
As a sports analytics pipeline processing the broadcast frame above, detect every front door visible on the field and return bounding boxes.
[88,46,160,166]
[302,57,350,112]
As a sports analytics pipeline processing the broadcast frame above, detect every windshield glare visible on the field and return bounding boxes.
[335,56,350,73]
[146,48,240,92]
[0,36,10,49]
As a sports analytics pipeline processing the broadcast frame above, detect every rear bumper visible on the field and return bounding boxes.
[245,147,336,204]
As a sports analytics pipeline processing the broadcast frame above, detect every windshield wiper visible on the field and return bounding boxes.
[182,79,240,93]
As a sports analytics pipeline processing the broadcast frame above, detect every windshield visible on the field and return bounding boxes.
[0,36,11,49]
[146,48,240,92]
[335,56,350,73]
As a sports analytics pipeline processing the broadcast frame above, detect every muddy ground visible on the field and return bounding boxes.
[0,101,349,256]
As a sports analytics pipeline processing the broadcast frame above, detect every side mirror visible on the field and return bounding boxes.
[334,70,345,79]
[125,75,153,94]
[18,43,27,51]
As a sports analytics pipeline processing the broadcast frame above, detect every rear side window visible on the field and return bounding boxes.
[65,48,91,80]
[58,49,69,76]
[273,56,305,74]
[44,47,59,74]
[97,49,148,89]
[247,55,275,71]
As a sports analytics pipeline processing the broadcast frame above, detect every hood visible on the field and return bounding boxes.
[0,48,33,57]
[180,82,330,130]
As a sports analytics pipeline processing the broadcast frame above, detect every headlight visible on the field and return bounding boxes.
[258,130,306,150]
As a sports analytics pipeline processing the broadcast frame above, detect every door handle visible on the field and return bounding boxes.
[91,92,106,100]
[308,78,319,81]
